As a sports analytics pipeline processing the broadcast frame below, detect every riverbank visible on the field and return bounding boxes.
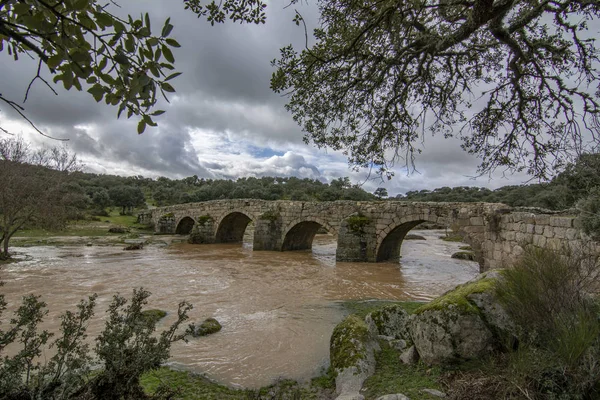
[2,227,484,397]
[138,300,448,400]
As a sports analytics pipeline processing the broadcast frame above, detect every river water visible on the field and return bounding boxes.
[1,230,479,388]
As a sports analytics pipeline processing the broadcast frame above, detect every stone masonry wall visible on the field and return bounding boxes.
[140,200,599,270]
[482,209,600,269]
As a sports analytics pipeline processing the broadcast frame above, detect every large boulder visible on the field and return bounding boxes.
[410,272,508,365]
[365,304,411,341]
[330,315,378,400]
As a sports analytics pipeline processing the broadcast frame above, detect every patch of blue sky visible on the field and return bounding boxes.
[249,145,284,158]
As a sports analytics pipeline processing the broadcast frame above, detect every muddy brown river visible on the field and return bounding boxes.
[1,230,479,388]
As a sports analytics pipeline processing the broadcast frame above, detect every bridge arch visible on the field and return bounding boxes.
[175,216,195,234]
[281,217,336,251]
[375,214,454,262]
[215,211,254,243]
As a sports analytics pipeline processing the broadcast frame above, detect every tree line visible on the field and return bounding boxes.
[397,153,600,212]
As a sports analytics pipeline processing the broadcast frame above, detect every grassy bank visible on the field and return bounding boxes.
[10,209,154,247]
[140,367,336,400]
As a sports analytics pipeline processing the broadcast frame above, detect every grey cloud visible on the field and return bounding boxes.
[0,0,530,192]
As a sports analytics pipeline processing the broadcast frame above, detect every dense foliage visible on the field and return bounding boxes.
[0,0,266,135]
[398,153,600,212]
[68,172,376,209]
[272,0,600,180]
[0,287,191,400]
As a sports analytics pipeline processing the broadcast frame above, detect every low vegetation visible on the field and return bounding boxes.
[493,247,600,398]
[362,342,442,400]
[0,288,191,400]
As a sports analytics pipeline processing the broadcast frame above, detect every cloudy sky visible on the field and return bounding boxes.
[0,0,535,196]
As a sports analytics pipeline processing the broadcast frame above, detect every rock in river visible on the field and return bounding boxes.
[188,317,222,337]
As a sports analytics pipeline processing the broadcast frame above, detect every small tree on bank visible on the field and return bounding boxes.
[374,187,388,199]
[108,185,146,215]
[0,137,81,259]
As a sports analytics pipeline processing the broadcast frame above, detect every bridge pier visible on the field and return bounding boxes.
[335,214,378,262]
[253,214,283,251]
[188,216,215,244]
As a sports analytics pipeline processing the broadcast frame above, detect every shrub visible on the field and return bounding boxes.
[0,287,191,400]
[495,247,600,398]
[87,288,192,399]
[578,187,600,239]
[0,293,96,399]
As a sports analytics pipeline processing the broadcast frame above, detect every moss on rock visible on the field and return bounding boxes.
[196,215,213,226]
[451,251,476,261]
[367,304,411,341]
[189,317,222,337]
[346,214,370,234]
[259,210,280,221]
[141,309,167,324]
[330,314,370,371]
[415,278,496,316]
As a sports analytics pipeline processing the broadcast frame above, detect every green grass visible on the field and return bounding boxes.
[13,227,117,238]
[13,209,151,239]
[140,368,334,400]
[102,211,139,227]
[141,368,249,400]
[362,342,442,400]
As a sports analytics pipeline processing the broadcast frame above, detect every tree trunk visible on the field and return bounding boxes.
[1,235,9,259]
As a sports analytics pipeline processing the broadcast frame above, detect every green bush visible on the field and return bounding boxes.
[495,247,600,398]
[578,187,600,239]
[0,287,191,400]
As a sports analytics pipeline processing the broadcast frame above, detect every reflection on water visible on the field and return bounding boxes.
[1,230,479,388]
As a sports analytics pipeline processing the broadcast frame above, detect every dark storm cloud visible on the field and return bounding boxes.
[0,0,530,189]
[0,0,318,178]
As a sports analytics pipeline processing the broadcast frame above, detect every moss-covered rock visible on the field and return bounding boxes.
[188,317,222,337]
[141,309,167,324]
[410,273,506,365]
[415,276,496,315]
[331,315,370,371]
[330,314,378,398]
[451,251,476,261]
[366,304,411,342]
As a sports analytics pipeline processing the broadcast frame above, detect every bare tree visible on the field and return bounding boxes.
[0,137,81,172]
[0,138,81,259]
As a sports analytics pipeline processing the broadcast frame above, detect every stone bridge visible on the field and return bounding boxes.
[138,200,599,271]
